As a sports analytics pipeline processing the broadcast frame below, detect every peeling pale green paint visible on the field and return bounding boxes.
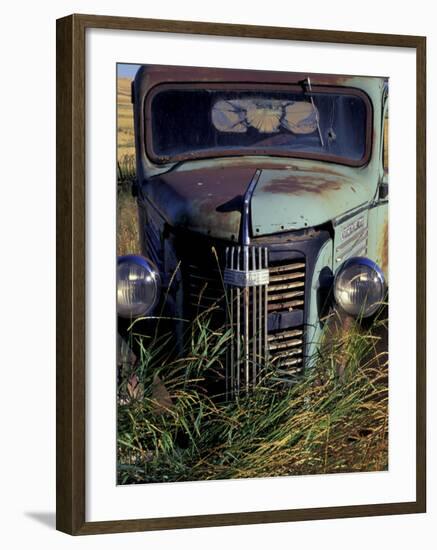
[251,163,372,235]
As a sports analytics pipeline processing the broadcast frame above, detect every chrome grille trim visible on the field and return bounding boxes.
[335,226,368,264]
[225,245,269,397]
[225,248,306,396]
[336,227,368,252]
[336,240,368,263]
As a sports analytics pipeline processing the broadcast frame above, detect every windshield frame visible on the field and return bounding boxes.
[144,82,373,167]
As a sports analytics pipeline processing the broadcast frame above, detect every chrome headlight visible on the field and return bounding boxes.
[334,257,386,318]
[117,255,161,319]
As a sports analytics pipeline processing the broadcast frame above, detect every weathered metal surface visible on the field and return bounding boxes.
[135,64,381,93]
[367,202,389,281]
[143,165,257,241]
[333,211,369,267]
[141,158,376,241]
[251,162,372,235]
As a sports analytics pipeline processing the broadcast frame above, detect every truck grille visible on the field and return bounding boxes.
[266,259,306,382]
[186,262,225,313]
[179,239,307,397]
[268,328,304,377]
[268,260,305,313]
[225,247,306,396]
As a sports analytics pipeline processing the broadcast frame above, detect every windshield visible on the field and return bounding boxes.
[147,85,371,166]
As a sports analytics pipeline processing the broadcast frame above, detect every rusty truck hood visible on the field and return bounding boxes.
[251,166,372,235]
[145,163,372,240]
[145,166,255,241]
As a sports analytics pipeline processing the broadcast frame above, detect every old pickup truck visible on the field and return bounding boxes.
[117,64,388,396]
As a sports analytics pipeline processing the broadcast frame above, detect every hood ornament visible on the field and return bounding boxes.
[224,170,269,287]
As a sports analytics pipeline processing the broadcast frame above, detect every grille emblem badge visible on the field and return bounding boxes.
[224,267,269,287]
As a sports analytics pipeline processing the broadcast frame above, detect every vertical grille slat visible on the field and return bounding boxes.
[258,246,263,387]
[251,247,257,385]
[264,247,269,373]
[236,247,241,392]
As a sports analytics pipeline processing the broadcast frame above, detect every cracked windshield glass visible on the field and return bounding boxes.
[150,87,368,162]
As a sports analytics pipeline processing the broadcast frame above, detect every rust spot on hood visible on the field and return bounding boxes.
[262,173,346,196]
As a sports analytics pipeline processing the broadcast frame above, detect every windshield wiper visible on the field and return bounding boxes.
[300,77,325,148]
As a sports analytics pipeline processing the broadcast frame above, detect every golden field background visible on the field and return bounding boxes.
[117,77,139,256]
[117,78,136,164]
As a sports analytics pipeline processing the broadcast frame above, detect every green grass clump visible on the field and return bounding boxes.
[117,154,136,189]
[116,190,139,256]
[117,311,388,485]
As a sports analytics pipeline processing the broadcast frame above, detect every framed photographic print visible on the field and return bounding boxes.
[56,13,426,535]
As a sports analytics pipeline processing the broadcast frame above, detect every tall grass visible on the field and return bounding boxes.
[117,77,136,162]
[117,154,140,256]
[117,154,136,189]
[117,309,388,484]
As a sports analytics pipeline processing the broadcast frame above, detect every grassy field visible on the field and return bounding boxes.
[117,309,388,484]
[117,77,140,256]
[117,188,140,256]
[117,77,136,163]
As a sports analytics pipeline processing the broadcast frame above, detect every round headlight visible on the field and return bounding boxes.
[334,257,386,318]
[117,255,161,319]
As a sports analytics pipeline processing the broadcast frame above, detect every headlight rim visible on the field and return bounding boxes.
[117,254,161,319]
[333,256,386,318]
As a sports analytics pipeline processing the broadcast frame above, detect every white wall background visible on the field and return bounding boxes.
[0,0,435,547]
